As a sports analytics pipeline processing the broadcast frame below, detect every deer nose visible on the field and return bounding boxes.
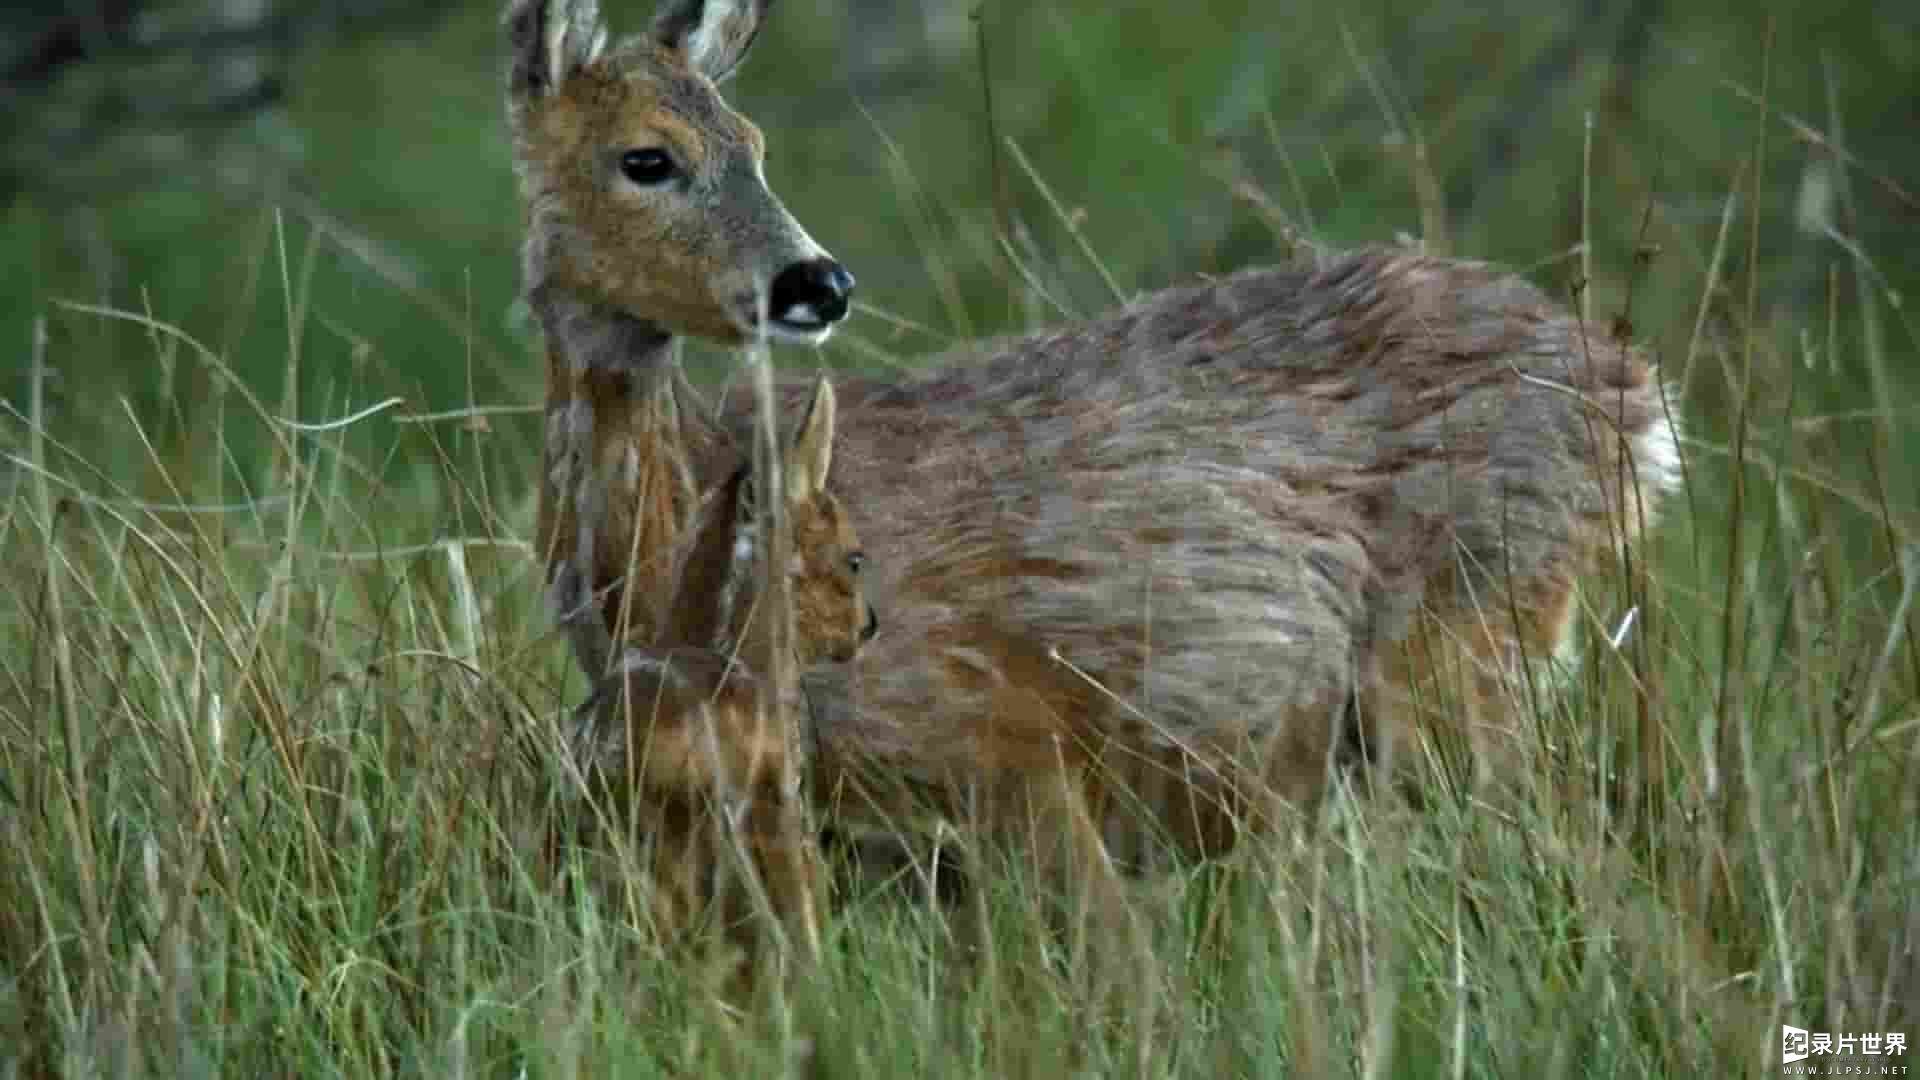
[769,257,855,328]
[860,604,879,642]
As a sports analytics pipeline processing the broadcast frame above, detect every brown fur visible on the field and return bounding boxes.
[567,377,875,969]
[788,254,1677,860]
[507,0,838,681]
[505,0,1682,923]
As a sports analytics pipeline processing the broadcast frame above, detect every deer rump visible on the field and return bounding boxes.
[709,249,1674,861]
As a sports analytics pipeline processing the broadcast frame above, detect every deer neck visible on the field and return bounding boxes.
[534,279,731,657]
[722,576,791,694]
[662,467,795,691]
[531,284,676,380]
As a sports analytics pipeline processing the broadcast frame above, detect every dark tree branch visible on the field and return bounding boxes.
[1,0,459,206]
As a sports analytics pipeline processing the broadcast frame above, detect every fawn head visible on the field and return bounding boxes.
[672,377,876,666]
[505,0,853,345]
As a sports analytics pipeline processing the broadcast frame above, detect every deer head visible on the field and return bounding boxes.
[668,376,877,666]
[505,0,854,345]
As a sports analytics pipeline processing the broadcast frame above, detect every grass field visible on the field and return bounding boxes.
[3,3,1917,1075]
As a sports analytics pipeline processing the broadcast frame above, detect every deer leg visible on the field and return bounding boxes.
[548,559,614,682]
[1021,766,1156,1021]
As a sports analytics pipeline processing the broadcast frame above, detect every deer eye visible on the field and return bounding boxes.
[846,552,866,575]
[619,148,676,185]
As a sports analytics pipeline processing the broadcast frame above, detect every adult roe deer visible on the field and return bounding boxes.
[505,0,1681,902]
[506,0,856,689]
[565,375,876,967]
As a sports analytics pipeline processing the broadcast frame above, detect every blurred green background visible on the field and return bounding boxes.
[3,0,1916,500]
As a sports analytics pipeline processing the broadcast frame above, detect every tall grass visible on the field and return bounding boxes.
[3,33,1917,1080]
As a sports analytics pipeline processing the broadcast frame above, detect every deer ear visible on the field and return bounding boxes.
[785,376,835,504]
[650,0,771,83]
[505,0,607,103]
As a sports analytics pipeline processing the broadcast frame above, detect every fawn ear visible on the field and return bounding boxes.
[651,0,771,83]
[785,376,835,504]
[504,0,607,103]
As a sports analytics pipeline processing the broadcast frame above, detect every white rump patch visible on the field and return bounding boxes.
[1635,401,1683,501]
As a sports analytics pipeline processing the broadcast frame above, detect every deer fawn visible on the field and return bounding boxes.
[505,0,1680,920]
[565,375,876,966]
